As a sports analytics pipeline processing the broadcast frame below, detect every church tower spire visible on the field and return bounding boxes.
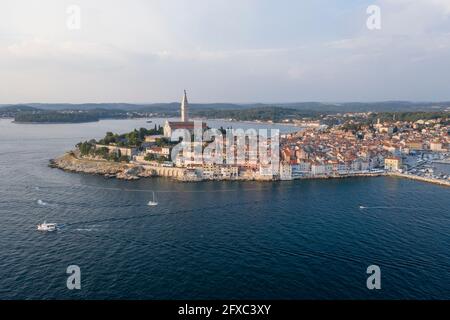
[181,90,189,122]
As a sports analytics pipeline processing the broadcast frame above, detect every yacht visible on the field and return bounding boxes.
[147,191,158,206]
[37,221,57,232]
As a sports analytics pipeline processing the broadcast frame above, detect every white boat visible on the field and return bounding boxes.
[359,205,366,209]
[147,191,158,206]
[37,221,57,232]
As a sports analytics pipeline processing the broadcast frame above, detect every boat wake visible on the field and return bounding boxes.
[34,183,275,194]
[358,205,424,210]
[37,199,48,206]
[74,227,99,232]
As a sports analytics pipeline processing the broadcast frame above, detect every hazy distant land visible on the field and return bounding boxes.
[1,101,450,123]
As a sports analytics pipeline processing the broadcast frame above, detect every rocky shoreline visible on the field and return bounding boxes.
[49,152,140,180]
[49,152,449,187]
[50,152,191,181]
[50,152,384,182]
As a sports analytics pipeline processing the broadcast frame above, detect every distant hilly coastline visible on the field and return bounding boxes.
[2,101,450,112]
[1,101,450,123]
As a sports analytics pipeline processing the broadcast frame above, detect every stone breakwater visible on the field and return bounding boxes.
[294,172,386,180]
[388,172,450,187]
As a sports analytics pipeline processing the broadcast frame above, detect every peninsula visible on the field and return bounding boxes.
[50,92,450,186]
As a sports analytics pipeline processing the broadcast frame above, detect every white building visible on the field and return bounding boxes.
[430,141,445,152]
[259,164,276,177]
[221,166,239,179]
[201,164,220,179]
[146,146,171,157]
[292,162,311,178]
[279,162,292,180]
[311,163,328,176]
[296,161,311,173]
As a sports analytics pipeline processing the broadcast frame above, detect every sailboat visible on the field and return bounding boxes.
[147,191,158,206]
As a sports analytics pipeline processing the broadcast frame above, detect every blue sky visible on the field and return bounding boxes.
[1,0,450,103]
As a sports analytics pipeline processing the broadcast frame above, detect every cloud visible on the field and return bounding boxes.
[1,0,450,102]
[7,38,122,61]
[375,0,450,35]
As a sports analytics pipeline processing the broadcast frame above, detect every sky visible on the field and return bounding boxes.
[1,0,450,103]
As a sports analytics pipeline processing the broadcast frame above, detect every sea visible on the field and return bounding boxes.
[0,118,449,299]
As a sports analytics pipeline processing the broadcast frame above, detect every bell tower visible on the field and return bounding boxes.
[181,90,189,122]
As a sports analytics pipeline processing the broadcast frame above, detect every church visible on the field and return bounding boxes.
[163,90,207,138]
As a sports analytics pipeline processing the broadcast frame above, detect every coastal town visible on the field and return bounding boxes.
[51,92,450,187]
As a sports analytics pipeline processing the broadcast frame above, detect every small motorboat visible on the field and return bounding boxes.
[37,221,57,232]
[147,191,158,206]
[359,205,366,209]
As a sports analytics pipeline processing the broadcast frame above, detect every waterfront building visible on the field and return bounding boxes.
[259,164,276,177]
[311,162,329,176]
[201,168,215,179]
[430,141,445,152]
[337,162,349,174]
[279,162,293,180]
[145,146,171,157]
[293,161,311,174]
[384,157,403,172]
[201,164,221,179]
[220,166,239,179]
[351,158,370,172]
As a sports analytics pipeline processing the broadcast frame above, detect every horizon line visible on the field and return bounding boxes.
[2,100,450,106]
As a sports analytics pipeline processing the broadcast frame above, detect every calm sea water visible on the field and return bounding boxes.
[0,118,449,300]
